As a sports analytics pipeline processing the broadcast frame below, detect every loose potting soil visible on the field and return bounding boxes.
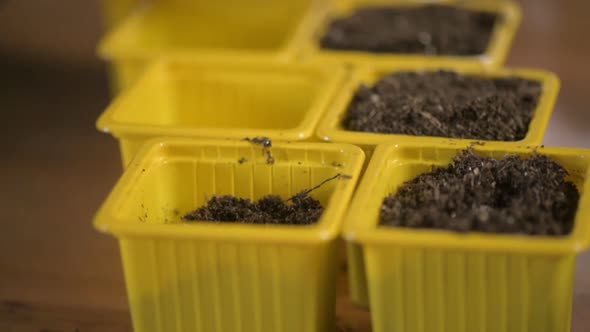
[380,150,580,236]
[182,174,352,225]
[320,5,497,55]
[183,194,323,225]
[344,70,541,141]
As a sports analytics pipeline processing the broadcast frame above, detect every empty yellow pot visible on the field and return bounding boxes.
[97,58,346,167]
[98,0,323,90]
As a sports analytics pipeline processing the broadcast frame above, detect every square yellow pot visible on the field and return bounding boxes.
[97,58,346,167]
[94,138,365,332]
[317,62,559,306]
[99,0,323,90]
[317,61,560,150]
[300,0,521,67]
[345,142,590,332]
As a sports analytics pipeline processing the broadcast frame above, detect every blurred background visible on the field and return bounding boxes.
[0,0,588,331]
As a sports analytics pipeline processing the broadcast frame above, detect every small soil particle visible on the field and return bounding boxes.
[265,150,275,165]
[380,150,580,236]
[344,70,542,141]
[238,157,248,164]
[320,4,497,55]
[244,136,275,164]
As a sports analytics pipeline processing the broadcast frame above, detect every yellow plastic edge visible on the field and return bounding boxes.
[94,138,365,244]
[344,141,590,255]
[485,0,522,67]
[317,64,560,146]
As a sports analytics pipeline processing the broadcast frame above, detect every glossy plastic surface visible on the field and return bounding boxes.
[321,63,559,306]
[94,138,365,332]
[97,58,346,167]
[345,142,590,332]
[317,62,560,147]
[98,0,323,90]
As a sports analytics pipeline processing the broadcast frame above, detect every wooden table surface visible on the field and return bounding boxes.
[1,1,589,331]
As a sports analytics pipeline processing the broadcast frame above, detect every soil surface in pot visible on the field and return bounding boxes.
[183,194,323,225]
[320,5,497,55]
[380,150,580,236]
[344,70,542,141]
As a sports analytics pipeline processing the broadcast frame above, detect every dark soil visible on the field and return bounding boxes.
[183,194,323,225]
[344,71,542,141]
[182,173,352,225]
[380,150,580,236]
[320,5,497,55]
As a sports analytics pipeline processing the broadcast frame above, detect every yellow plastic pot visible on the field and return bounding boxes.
[98,0,323,91]
[97,58,346,167]
[317,62,559,306]
[318,61,560,151]
[300,0,521,68]
[344,141,590,332]
[94,138,365,332]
